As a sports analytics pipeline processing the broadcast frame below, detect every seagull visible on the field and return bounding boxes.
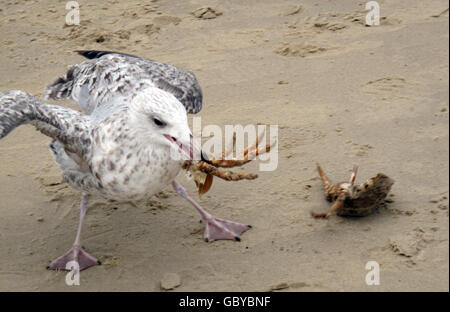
[0,50,251,271]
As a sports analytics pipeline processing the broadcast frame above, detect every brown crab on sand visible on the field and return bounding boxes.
[312,164,394,218]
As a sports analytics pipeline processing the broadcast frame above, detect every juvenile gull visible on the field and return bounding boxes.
[0,51,250,271]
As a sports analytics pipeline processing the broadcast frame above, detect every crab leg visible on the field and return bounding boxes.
[312,199,344,218]
[317,164,331,188]
[241,129,266,159]
[219,132,236,160]
[208,143,273,168]
[197,161,258,181]
[206,129,274,168]
[217,129,264,161]
[349,165,358,185]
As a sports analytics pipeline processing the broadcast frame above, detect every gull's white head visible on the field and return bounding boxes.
[129,86,199,160]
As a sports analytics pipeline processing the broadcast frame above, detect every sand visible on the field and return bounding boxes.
[0,0,448,291]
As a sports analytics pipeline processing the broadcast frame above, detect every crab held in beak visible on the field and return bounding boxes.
[163,133,210,163]
[182,130,275,197]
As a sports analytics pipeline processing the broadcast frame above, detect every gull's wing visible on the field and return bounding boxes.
[44,51,203,115]
[0,90,92,157]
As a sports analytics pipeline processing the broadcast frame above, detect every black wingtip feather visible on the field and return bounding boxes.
[75,50,137,60]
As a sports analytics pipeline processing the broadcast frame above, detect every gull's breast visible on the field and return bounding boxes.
[90,144,183,201]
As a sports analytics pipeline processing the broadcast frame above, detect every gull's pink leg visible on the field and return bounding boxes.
[47,193,101,271]
[172,180,251,242]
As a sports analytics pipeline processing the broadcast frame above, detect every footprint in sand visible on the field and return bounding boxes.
[344,141,373,157]
[275,9,402,59]
[429,193,449,216]
[390,227,433,264]
[191,7,222,20]
[363,77,407,94]
[275,42,330,58]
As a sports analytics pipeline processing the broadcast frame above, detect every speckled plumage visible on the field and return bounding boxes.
[2,51,202,201]
[0,91,89,149]
[44,50,203,115]
[1,52,250,271]
[1,83,190,202]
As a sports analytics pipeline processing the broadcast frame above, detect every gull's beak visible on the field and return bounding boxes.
[191,134,212,164]
[164,133,209,162]
[200,149,210,163]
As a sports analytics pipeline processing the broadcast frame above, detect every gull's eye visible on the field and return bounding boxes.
[152,117,166,128]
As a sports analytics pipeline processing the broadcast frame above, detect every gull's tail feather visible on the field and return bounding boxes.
[44,65,78,101]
